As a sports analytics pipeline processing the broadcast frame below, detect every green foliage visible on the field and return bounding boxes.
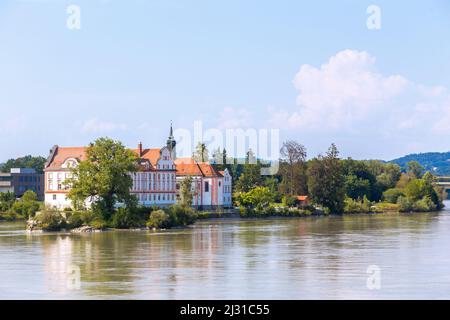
[239,204,313,217]
[36,211,66,231]
[0,155,46,173]
[412,196,437,212]
[10,190,40,218]
[89,218,108,230]
[382,188,405,204]
[179,176,194,207]
[235,163,263,193]
[307,144,345,214]
[344,196,372,213]
[110,206,146,229]
[166,204,198,227]
[405,179,425,201]
[342,159,377,200]
[236,186,274,211]
[66,137,138,220]
[263,177,281,202]
[0,191,15,212]
[146,205,197,229]
[66,212,83,229]
[395,173,412,189]
[397,196,413,212]
[146,209,171,229]
[371,202,400,213]
[406,161,424,178]
[282,194,297,207]
[279,140,308,196]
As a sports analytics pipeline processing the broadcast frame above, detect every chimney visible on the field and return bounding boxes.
[138,141,143,157]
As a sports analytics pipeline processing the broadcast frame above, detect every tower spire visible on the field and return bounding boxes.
[169,120,173,138]
[166,121,176,159]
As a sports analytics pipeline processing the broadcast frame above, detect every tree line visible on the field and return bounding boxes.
[208,140,443,214]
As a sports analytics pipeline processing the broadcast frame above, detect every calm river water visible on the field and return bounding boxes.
[1,202,450,299]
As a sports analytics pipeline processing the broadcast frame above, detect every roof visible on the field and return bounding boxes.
[175,158,222,177]
[296,195,308,201]
[45,147,87,170]
[46,146,163,170]
[131,148,161,166]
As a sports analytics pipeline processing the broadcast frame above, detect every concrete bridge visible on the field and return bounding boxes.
[435,176,450,199]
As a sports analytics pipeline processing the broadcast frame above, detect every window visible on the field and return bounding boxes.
[53,194,56,200]
[204,181,209,192]
[219,181,221,187]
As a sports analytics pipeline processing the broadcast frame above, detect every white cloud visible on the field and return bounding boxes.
[268,50,450,140]
[288,50,409,130]
[81,118,127,133]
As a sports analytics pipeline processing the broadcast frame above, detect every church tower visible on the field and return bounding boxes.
[166,121,176,159]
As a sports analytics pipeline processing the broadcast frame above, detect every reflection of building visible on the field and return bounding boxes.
[0,168,44,200]
[175,158,232,209]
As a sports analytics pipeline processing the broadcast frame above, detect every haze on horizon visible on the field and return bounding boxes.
[1,0,450,162]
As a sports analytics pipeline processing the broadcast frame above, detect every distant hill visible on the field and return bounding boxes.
[390,152,450,176]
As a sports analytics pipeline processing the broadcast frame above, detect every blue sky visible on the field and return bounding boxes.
[1,0,450,161]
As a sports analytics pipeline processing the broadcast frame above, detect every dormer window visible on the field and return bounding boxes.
[62,158,78,169]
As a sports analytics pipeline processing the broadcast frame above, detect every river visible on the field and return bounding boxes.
[1,202,450,299]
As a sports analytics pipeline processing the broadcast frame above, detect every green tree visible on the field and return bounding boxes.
[0,191,15,212]
[406,161,424,179]
[382,188,405,204]
[307,144,345,214]
[1,155,46,173]
[235,162,262,193]
[236,186,274,211]
[179,176,194,207]
[66,137,138,221]
[279,140,308,196]
[11,190,40,218]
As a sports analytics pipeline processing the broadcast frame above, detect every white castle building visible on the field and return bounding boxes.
[44,125,232,210]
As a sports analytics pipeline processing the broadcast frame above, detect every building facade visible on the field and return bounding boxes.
[0,168,44,200]
[43,126,232,210]
[175,158,233,209]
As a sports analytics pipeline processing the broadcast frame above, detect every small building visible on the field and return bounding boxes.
[175,158,232,210]
[296,195,309,207]
[0,168,44,200]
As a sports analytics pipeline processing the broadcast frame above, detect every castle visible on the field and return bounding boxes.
[43,125,232,210]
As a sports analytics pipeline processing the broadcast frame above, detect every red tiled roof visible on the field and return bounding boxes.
[45,147,87,170]
[296,195,308,201]
[47,146,162,170]
[131,148,161,166]
[175,158,222,177]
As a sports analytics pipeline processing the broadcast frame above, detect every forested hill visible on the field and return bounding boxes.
[390,152,450,176]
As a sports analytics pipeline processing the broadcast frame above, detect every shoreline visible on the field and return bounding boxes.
[10,207,444,234]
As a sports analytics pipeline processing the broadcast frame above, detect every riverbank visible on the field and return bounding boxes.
[21,202,446,233]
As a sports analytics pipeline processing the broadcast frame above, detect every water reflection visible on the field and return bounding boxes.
[1,207,449,299]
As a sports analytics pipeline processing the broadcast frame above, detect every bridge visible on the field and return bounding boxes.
[435,176,450,199]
